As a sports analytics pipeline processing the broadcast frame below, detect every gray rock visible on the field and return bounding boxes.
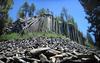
[33,61,38,63]
[39,53,49,63]
[0,37,99,63]
[13,57,27,63]
[0,60,4,63]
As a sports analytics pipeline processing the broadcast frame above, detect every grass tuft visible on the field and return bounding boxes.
[0,32,66,41]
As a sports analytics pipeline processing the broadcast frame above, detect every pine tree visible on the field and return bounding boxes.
[0,0,13,35]
[29,3,36,17]
[36,8,47,16]
[21,2,29,17]
[79,0,100,48]
[18,8,25,18]
[87,32,94,48]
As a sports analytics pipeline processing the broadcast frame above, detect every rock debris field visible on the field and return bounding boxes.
[0,37,100,63]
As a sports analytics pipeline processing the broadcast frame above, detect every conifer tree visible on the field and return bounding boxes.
[0,0,13,35]
[79,0,100,48]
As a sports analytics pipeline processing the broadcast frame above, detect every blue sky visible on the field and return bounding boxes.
[9,0,89,37]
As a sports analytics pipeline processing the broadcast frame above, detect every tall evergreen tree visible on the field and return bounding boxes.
[36,8,47,16]
[87,32,94,48]
[21,2,29,17]
[60,8,69,35]
[29,3,36,17]
[79,0,100,48]
[18,8,25,18]
[0,0,13,35]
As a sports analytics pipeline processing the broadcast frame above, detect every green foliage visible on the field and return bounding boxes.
[18,2,36,18]
[32,32,66,38]
[79,0,100,48]
[87,32,94,48]
[22,2,29,16]
[0,0,13,12]
[36,8,48,16]
[61,7,68,20]
[0,0,13,35]
[0,32,66,41]
[18,9,25,18]
[0,33,20,41]
[29,3,36,17]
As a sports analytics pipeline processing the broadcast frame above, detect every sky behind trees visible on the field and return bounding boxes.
[9,0,89,37]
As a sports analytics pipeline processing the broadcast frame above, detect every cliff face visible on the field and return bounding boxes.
[13,15,86,46]
[13,15,53,32]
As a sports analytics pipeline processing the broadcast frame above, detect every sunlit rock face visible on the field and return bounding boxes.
[13,14,85,45]
[13,14,53,33]
[0,37,99,63]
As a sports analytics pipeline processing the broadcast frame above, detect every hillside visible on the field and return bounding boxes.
[0,36,99,63]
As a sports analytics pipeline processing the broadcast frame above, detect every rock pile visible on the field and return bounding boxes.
[0,37,100,63]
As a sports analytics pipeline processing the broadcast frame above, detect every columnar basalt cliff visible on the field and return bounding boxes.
[12,13,87,46]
